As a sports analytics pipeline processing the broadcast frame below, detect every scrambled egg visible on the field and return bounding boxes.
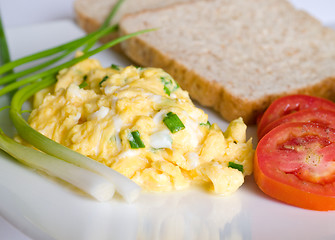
[28,57,254,195]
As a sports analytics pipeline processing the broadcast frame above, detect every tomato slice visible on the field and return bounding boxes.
[258,109,335,139]
[254,122,335,211]
[257,95,335,137]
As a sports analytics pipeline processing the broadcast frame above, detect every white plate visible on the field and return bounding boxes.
[1,20,335,240]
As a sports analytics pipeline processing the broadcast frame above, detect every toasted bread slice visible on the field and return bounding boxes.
[118,0,335,124]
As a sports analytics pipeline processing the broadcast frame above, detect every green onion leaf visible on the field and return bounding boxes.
[0,28,156,96]
[0,24,118,79]
[128,130,145,149]
[83,0,125,52]
[163,112,185,133]
[0,106,10,112]
[111,64,120,70]
[20,109,32,114]
[228,161,244,173]
[0,15,11,67]
[99,75,109,86]
[101,0,125,29]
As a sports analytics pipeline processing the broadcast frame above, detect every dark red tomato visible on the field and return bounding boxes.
[254,122,335,211]
[258,109,335,139]
[257,95,335,137]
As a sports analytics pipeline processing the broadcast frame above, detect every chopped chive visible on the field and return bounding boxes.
[160,76,179,96]
[78,75,88,88]
[111,64,120,70]
[200,121,211,127]
[163,85,171,96]
[128,130,145,149]
[79,81,88,89]
[163,112,185,133]
[228,161,244,173]
[99,75,109,86]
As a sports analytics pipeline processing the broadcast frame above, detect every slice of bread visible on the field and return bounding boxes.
[74,0,195,44]
[118,0,335,124]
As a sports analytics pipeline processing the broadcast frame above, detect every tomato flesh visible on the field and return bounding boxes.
[278,135,335,184]
[257,95,335,137]
[255,122,335,211]
[258,109,335,139]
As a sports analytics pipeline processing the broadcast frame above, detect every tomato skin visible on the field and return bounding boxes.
[254,153,335,211]
[258,109,335,139]
[254,122,335,211]
[257,95,335,137]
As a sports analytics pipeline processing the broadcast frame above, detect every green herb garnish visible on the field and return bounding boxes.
[163,112,185,133]
[111,64,120,70]
[99,75,109,86]
[128,130,145,149]
[79,75,88,88]
[0,0,156,203]
[200,121,211,127]
[79,81,88,89]
[160,76,179,96]
[134,66,143,70]
[228,162,244,173]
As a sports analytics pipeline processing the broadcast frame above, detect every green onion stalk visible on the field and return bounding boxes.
[0,0,154,202]
[0,28,116,201]
[0,127,116,202]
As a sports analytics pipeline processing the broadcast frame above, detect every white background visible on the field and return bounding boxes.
[0,0,335,239]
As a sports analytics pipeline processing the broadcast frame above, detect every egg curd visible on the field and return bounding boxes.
[28,57,254,195]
